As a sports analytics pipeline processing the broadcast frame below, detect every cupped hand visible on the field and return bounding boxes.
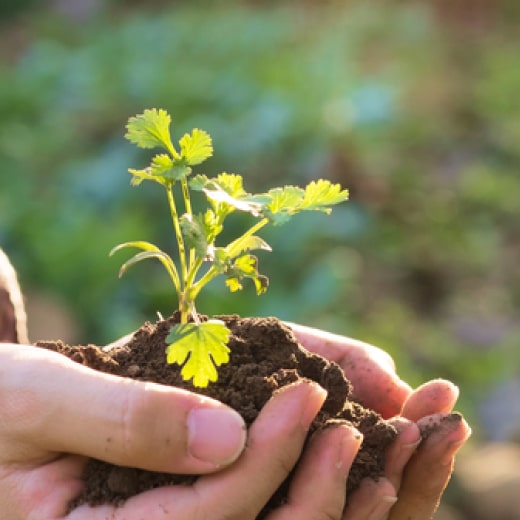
[0,343,388,520]
[290,323,472,520]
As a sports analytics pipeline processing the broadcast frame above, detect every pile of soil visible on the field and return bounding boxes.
[38,314,397,518]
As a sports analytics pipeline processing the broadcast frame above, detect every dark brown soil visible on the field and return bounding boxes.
[37,314,397,518]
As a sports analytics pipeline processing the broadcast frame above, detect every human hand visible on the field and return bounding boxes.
[290,323,472,520]
[0,248,449,520]
[1,342,390,520]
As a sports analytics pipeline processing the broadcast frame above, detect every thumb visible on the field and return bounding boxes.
[0,344,246,474]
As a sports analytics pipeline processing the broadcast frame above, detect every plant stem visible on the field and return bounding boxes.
[165,183,189,322]
[181,178,196,268]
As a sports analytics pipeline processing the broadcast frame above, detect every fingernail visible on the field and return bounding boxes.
[187,407,246,467]
[397,438,422,465]
[300,381,328,429]
[336,425,363,477]
[274,380,327,430]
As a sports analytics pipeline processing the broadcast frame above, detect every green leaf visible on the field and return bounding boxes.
[150,153,174,175]
[226,254,269,295]
[179,128,213,166]
[125,108,176,154]
[180,213,211,259]
[190,173,261,217]
[300,180,349,212]
[259,182,349,224]
[225,235,271,259]
[110,241,180,291]
[214,172,246,198]
[213,247,231,272]
[266,186,305,213]
[188,174,209,191]
[128,167,155,187]
[203,186,263,215]
[260,186,304,225]
[225,277,243,292]
[166,320,231,388]
[128,154,176,187]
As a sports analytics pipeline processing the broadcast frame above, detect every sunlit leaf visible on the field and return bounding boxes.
[226,277,242,292]
[110,241,179,291]
[225,254,268,295]
[266,186,305,214]
[226,235,272,259]
[215,172,247,198]
[125,108,176,154]
[179,128,213,166]
[300,179,349,212]
[150,153,174,175]
[166,320,231,388]
[203,186,263,215]
[128,167,155,186]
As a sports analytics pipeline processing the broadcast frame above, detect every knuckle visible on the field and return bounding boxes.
[117,381,158,458]
[115,380,186,469]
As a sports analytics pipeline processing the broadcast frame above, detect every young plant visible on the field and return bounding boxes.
[111,108,349,387]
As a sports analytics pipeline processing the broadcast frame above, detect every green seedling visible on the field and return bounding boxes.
[111,108,349,387]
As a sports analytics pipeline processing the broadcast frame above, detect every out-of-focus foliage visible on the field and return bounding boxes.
[1,0,518,434]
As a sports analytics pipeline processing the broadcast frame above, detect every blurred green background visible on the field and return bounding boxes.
[1,0,519,469]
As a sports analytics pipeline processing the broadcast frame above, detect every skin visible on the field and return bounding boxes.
[0,250,471,518]
[0,327,470,520]
[291,324,472,520]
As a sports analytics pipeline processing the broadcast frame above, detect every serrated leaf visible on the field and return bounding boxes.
[125,108,176,154]
[266,186,305,214]
[226,277,242,292]
[150,153,174,175]
[225,254,269,295]
[300,180,349,212]
[179,128,213,166]
[260,181,348,224]
[188,174,209,191]
[190,173,259,218]
[234,254,257,275]
[166,320,231,388]
[128,154,176,188]
[258,186,303,225]
[214,172,246,198]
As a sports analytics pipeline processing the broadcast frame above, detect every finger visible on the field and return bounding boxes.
[194,380,328,519]
[401,379,459,421]
[383,417,421,493]
[289,323,412,418]
[343,477,397,520]
[388,413,471,520]
[2,455,86,519]
[287,323,396,372]
[0,248,28,344]
[267,423,363,520]
[67,380,328,520]
[0,344,246,474]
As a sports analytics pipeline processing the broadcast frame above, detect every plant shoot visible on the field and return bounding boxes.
[111,108,348,387]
